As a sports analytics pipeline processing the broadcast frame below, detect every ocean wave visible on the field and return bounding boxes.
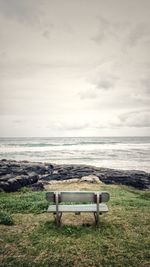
[0,137,150,172]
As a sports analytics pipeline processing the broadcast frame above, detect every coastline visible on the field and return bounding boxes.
[0,159,150,192]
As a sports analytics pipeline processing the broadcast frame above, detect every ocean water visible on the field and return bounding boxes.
[0,137,150,172]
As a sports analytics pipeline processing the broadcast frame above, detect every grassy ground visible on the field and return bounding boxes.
[0,182,150,267]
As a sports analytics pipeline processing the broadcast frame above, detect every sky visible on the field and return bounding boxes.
[0,0,150,137]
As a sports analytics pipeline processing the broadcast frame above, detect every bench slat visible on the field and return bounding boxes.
[46,191,110,203]
[47,203,108,213]
[60,192,95,203]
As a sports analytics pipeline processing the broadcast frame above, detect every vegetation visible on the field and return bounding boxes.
[0,211,14,226]
[0,183,150,267]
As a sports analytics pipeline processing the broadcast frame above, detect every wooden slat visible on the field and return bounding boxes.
[46,191,110,203]
[60,192,95,203]
[47,203,108,213]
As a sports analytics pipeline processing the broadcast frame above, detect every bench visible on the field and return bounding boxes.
[46,191,110,226]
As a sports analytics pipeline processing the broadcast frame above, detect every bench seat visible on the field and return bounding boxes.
[47,203,108,213]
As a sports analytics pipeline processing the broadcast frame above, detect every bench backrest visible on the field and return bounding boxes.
[46,191,110,203]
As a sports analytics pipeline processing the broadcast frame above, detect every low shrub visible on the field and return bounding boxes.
[0,211,14,225]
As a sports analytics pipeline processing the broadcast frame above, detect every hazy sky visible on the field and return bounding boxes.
[0,0,150,137]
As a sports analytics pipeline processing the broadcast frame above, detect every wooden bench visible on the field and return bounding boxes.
[46,191,110,226]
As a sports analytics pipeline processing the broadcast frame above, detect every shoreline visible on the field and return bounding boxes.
[0,159,150,192]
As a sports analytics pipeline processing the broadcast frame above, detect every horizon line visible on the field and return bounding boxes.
[0,136,150,138]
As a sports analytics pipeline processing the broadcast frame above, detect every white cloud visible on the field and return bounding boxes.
[93,74,118,91]
[111,110,150,128]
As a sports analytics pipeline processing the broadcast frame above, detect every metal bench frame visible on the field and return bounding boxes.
[46,191,110,226]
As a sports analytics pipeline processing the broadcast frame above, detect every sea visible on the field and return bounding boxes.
[0,137,150,172]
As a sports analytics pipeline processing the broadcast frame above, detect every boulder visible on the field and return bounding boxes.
[80,175,102,184]
[7,178,22,192]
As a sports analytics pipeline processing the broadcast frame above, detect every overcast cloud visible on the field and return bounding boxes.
[0,0,150,137]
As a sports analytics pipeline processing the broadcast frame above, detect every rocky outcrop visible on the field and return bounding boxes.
[0,159,150,192]
[0,159,53,192]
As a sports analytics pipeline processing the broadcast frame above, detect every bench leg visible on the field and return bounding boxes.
[54,212,62,226]
[94,212,100,227]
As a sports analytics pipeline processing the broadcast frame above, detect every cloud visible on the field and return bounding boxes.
[48,121,90,131]
[92,15,150,48]
[127,22,150,46]
[129,77,150,104]
[78,73,118,100]
[112,110,150,128]
[79,88,98,100]
[0,0,41,24]
[42,30,51,40]
[92,15,129,45]
[0,0,55,40]
[13,119,26,124]
[92,73,118,91]
[0,59,85,81]
[92,16,109,44]
[95,77,115,90]
[140,78,150,94]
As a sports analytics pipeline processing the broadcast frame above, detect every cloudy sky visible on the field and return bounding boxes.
[0,0,150,137]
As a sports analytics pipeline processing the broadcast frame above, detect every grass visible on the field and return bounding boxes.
[0,211,14,226]
[0,182,150,267]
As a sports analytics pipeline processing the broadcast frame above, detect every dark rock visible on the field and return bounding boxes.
[27,182,44,191]
[0,174,14,181]
[7,178,22,192]
[16,175,29,187]
[0,166,9,176]
[0,181,10,192]
[0,159,150,192]
[39,174,52,181]
[28,172,39,183]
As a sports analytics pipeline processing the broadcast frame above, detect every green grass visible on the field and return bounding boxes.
[0,211,14,226]
[0,184,150,267]
[0,190,48,214]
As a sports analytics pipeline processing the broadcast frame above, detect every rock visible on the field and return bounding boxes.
[0,159,150,191]
[0,160,54,192]
[0,174,13,181]
[15,175,29,187]
[80,175,102,184]
[0,166,9,176]
[28,182,44,191]
[28,173,39,184]
[7,178,22,192]
[1,159,7,162]
[39,174,53,181]
[48,178,80,185]
[0,181,10,192]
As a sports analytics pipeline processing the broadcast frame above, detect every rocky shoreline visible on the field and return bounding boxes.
[0,159,150,192]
